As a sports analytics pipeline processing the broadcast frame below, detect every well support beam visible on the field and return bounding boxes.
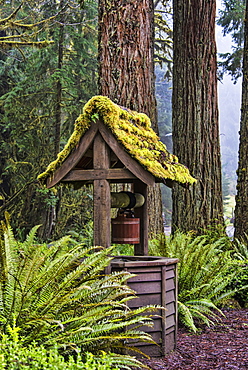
[93,133,111,247]
[133,180,148,255]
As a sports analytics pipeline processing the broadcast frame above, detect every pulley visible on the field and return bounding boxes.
[110,192,145,209]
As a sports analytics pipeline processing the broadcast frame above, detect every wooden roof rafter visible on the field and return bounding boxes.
[46,119,156,188]
[39,96,196,188]
[46,121,100,188]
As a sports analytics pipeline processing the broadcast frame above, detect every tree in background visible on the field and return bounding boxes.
[172,0,224,233]
[154,0,173,78]
[0,0,174,240]
[0,0,98,239]
[0,0,55,211]
[98,0,164,236]
[217,0,248,239]
[98,0,156,122]
[234,0,248,240]
[155,65,173,225]
[217,0,245,82]
[0,1,54,48]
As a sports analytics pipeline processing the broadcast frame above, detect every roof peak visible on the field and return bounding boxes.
[38,96,196,187]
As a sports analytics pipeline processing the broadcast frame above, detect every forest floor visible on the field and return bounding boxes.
[141,308,248,370]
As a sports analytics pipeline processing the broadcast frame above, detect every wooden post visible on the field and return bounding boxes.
[133,180,148,255]
[93,133,111,247]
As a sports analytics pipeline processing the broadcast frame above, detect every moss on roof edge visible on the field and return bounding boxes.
[38,95,196,185]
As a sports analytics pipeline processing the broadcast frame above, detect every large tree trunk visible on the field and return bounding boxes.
[98,0,163,236]
[234,0,248,241]
[172,0,224,233]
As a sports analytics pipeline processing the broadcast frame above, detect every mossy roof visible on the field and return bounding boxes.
[38,95,196,186]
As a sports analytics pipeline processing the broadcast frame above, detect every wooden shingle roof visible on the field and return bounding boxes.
[38,96,196,186]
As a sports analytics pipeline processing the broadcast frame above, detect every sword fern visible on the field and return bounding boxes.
[0,214,156,367]
[149,231,243,331]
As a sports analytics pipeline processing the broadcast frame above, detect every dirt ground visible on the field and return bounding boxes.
[141,309,248,370]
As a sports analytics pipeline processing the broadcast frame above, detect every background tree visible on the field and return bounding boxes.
[154,0,174,225]
[217,0,245,82]
[0,1,54,48]
[98,0,164,236]
[172,0,224,233]
[217,0,248,239]
[234,0,248,240]
[154,0,173,78]
[155,65,173,224]
[0,0,98,239]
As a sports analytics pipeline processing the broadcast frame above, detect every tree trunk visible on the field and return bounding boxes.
[172,0,224,233]
[234,0,248,240]
[98,0,163,236]
[98,0,157,126]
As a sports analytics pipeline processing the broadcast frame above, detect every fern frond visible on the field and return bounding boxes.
[21,224,41,250]
[96,353,151,369]
[0,219,159,361]
[178,301,197,332]
[149,230,239,331]
[233,237,248,260]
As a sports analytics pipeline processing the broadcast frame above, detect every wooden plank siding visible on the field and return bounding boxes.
[110,256,178,357]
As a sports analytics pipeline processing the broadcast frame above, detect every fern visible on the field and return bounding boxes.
[233,236,248,260]
[0,328,151,369]
[228,237,248,306]
[149,231,241,331]
[177,301,197,332]
[0,216,157,367]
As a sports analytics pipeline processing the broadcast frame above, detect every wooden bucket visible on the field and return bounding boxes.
[111,214,140,244]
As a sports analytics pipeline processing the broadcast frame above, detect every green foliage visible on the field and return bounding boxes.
[217,0,245,81]
[230,237,248,306]
[0,215,157,364]
[0,325,140,369]
[53,184,93,241]
[0,1,54,49]
[154,1,173,77]
[233,235,248,259]
[35,187,59,208]
[0,0,98,240]
[149,231,243,332]
[218,0,245,45]
[38,95,196,186]
[68,222,94,248]
[218,48,244,81]
[112,244,134,256]
[199,224,232,246]
[231,261,248,307]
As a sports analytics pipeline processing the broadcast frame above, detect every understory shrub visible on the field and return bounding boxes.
[0,214,156,368]
[149,231,245,332]
[0,325,142,369]
[230,238,248,307]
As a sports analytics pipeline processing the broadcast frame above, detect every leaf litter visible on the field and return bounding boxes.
[142,309,248,370]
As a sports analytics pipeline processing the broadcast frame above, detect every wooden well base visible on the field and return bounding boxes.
[108,256,178,357]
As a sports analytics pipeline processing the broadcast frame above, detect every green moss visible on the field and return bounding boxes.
[38,95,196,185]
